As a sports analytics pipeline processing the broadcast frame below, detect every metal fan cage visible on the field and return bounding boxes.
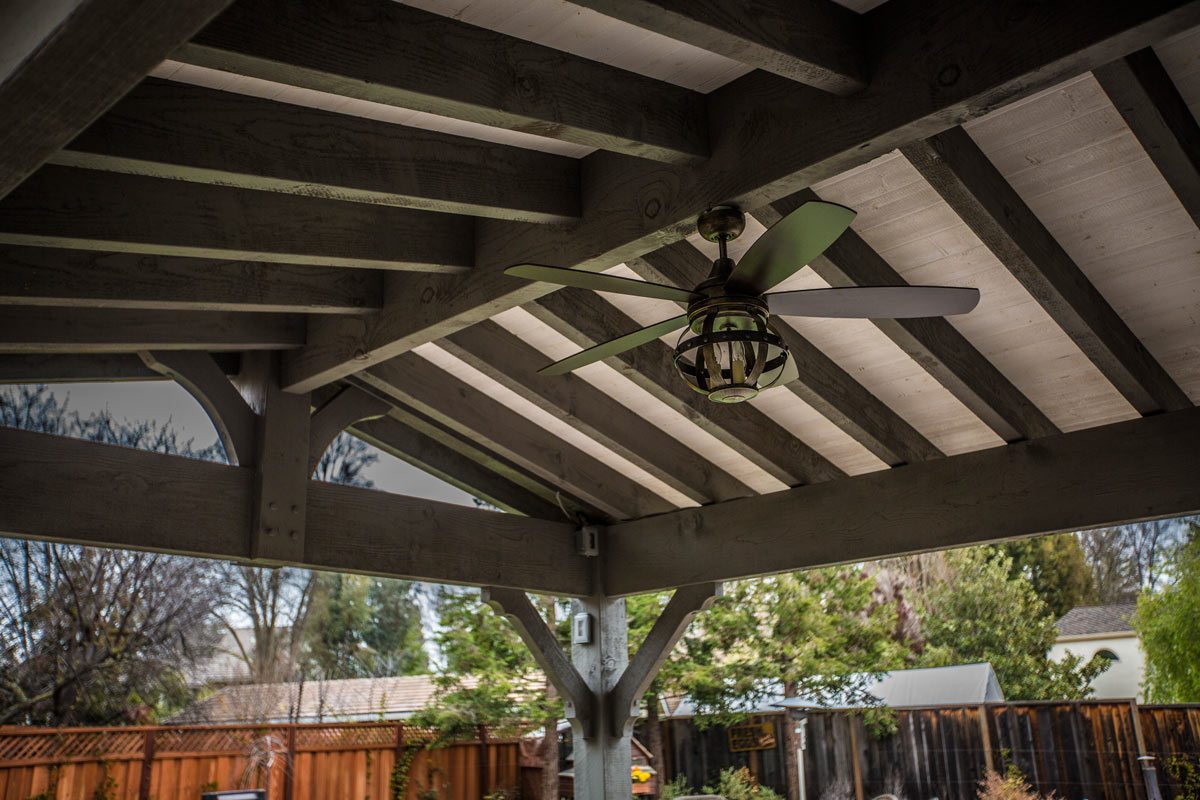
[672,306,791,403]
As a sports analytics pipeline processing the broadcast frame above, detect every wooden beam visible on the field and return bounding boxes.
[756,189,1060,442]
[566,0,865,95]
[0,246,382,314]
[628,241,943,466]
[0,307,304,353]
[902,127,1191,415]
[0,354,169,383]
[0,426,588,595]
[1094,47,1200,230]
[308,386,390,474]
[282,0,1200,392]
[527,288,845,487]
[360,355,678,520]
[440,320,753,504]
[604,406,1200,595]
[0,166,474,272]
[0,0,233,200]
[179,0,707,163]
[55,78,581,224]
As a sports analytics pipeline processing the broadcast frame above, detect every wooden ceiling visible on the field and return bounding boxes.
[1,0,1199,596]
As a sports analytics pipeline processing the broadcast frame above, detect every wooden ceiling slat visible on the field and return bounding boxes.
[360,354,677,520]
[902,127,1192,415]
[179,0,708,163]
[1094,48,1200,231]
[283,0,1200,393]
[564,0,866,95]
[527,288,846,487]
[0,246,382,314]
[0,166,475,272]
[756,189,1062,443]
[440,319,754,504]
[627,240,943,466]
[0,0,234,201]
[0,308,304,353]
[54,78,581,224]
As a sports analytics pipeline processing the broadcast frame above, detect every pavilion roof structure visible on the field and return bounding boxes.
[1,0,1199,602]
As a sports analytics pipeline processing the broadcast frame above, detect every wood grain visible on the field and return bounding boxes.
[56,77,580,224]
[0,354,173,383]
[0,166,475,271]
[308,386,390,473]
[605,405,1200,595]
[0,0,233,200]
[0,245,381,313]
[181,0,707,162]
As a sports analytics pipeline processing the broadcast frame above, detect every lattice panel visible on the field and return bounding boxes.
[0,728,144,763]
[154,726,288,755]
[294,723,395,749]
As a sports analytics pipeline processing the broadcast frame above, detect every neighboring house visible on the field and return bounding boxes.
[1050,602,1144,700]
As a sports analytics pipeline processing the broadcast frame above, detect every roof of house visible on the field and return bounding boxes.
[1056,602,1137,637]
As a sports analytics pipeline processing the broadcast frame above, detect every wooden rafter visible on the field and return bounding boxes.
[902,126,1191,415]
[0,354,230,384]
[527,288,845,487]
[179,0,708,163]
[565,0,865,94]
[1094,48,1200,231]
[359,355,677,520]
[0,0,234,200]
[604,405,1200,595]
[0,426,588,595]
[0,166,475,272]
[627,240,943,466]
[0,246,382,314]
[439,320,753,504]
[283,0,1200,393]
[755,190,1061,442]
[55,78,581,224]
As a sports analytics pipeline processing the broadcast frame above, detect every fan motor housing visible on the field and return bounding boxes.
[673,298,792,403]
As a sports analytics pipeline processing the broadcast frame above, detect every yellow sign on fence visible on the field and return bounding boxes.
[727,722,776,752]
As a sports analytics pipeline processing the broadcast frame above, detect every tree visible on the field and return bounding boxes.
[0,385,225,725]
[1080,520,1195,602]
[1004,533,1097,619]
[1134,526,1200,702]
[918,548,1107,700]
[306,573,427,679]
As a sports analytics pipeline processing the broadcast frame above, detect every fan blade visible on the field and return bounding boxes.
[539,315,689,376]
[506,264,700,303]
[726,201,856,295]
[767,286,980,318]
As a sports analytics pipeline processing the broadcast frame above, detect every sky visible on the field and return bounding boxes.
[36,380,478,506]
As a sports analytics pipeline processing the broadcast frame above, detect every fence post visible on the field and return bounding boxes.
[283,725,297,800]
[978,705,995,774]
[847,717,864,800]
[478,724,490,800]
[1130,701,1164,800]
[138,728,156,800]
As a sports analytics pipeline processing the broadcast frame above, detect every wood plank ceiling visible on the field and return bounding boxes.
[1,0,1198,527]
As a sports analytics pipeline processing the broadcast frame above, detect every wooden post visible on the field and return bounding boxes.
[979,705,995,774]
[138,728,156,800]
[1130,701,1164,800]
[283,724,297,800]
[478,724,490,800]
[847,717,864,800]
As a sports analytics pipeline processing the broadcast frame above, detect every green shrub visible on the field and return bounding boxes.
[702,767,782,800]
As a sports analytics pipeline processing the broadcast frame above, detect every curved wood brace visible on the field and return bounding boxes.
[139,350,256,465]
[308,385,390,473]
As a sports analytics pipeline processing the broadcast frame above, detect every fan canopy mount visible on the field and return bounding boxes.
[504,202,981,403]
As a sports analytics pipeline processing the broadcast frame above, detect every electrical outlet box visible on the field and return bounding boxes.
[577,525,600,556]
[572,612,593,644]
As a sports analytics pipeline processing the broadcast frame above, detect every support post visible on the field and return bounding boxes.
[478,724,490,799]
[138,728,155,800]
[283,724,297,800]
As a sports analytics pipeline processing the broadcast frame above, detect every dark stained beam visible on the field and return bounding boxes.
[628,240,943,466]
[902,126,1191,415]
[756,189,1060,442]
[0,246,381,314]
[360,354,678,520]
[283,0,1200,393]
[0,354,162,383]
[180,0,707,163]
[55,78,581,224]
[605,405,1200,595]
[0,308,304,353]
[528,289,845,487]
[566,0,865,95]
[0,426,588,595]
[0,166,474,272]
[0,0,233,200]
[1094,48,1200,230]
[440,320,753,504]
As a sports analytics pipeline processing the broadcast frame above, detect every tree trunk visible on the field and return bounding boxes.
[644,694,666,795]
[782,682,800,800]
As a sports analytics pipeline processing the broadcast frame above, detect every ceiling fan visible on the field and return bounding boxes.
[505,202,980,404]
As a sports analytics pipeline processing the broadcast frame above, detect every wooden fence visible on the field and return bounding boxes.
[0,722,522,800]
[660,702,1200,800]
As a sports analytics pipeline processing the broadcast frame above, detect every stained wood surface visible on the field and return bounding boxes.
[307,386,389,473]
[0,246,381,313]
[0,166,475,271]
[58,77,581,223]
[604,405,1200,595]
[181,0,707,162]
[0,354,169,383]
[0,0,233,200]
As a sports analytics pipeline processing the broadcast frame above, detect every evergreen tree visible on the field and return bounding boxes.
[1135,526,1200,702]
[1004,533,1098,619]
[306,574,427,679]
